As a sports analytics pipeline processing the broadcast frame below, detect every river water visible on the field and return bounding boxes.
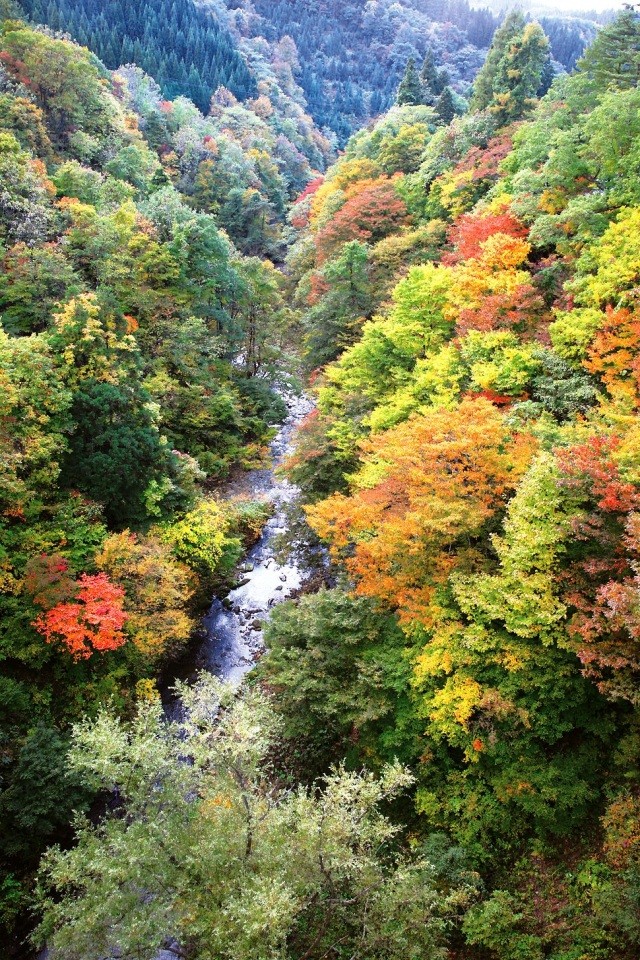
[38,394,314,960]
[162,390,315,717]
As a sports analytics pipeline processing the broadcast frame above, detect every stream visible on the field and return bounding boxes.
[38,393,315,960]
[162,390,315,717]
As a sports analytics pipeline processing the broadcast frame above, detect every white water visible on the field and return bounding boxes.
[163,390,315,716]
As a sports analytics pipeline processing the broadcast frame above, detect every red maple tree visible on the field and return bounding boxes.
[34,572,128,659]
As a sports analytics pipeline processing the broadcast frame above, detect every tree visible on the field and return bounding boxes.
[59,380,169,527]
[0,242,82,335]
[35,677,477,960]
[0,328,72,514]
[160,498,243,591]
[435,87,456,125]
[0,726,89,862]
[261,588,411,770]
[0,131,53,246]
[443,207,528,265]
[305,240,373,367]
[33,571,128,659]
[231,256,288,377]
[315,178,410,263]
[410,453,616,850]
[420,48,447,102]
[96,531,194,661]
[396,57,424,107]
[378,123,432,175]
[490,22,551,125]
[307,398,532,625]
[0,25,121,151]
[577,9,640,90]
[471,11,526,110]
[584,306,640,406]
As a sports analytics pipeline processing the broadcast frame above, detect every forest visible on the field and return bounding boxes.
[1,0,640,958]
[12,0,601,143]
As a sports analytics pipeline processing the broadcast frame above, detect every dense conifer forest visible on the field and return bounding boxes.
[1,1,640,958]
[15,0,601,142]
[18,0,256,110]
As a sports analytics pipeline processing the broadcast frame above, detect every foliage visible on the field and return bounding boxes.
[96,531,194,661]
[278,16,640,957]
[19,0,255,111]
[33,570,128,659]
[161,498,244,588]
[0,725,90,861]
[34,677,478,960]
[4,7,640,958]
[260,589,414,771]
[307,399,532,625]
[0,13,310,918]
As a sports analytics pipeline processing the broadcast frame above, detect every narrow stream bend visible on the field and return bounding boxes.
[163,390,315,716]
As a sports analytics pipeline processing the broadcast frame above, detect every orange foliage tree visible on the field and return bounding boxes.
[584,306,640,405]
[307,398,533,626]
[446,233,544,335]
[442,207,528,265]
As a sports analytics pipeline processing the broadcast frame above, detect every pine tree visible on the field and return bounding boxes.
[396,56,424,107]
[435,85,456,124]
[578,9,640,90]
[491,21,551,124]
[420,47,440,102]
[470,9,526,112]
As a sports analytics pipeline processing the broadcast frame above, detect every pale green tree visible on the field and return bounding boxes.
[35,675,477,960]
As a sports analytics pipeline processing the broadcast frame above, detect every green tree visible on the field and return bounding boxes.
[35,677,477,960]
[305,240,373,368]
[578,9,640,90]
[0,243,82,335]
[0,726,89,863]
[491,22,551,125]
[0,328,72,513]
[470,10,527,112]
[396,57,424,107]
[435,87,456,125]
[420,48,447,102]
[0,131,53,245]
[60,380,169,527]
[0,24,122,152]
[261,588,414,772]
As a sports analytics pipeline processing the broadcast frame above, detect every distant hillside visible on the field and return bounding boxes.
[18,0,255,110]
[233,0,500,142]
[222,0,598,142]
[18,0,600,145]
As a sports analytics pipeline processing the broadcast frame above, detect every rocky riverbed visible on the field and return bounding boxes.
[162,390,316,717]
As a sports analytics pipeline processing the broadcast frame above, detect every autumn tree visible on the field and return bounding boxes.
[315,178,410,263]
[33,571,128,659]
[307,398,533,625]
[411,453,617,849]
[96,532,194,660]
